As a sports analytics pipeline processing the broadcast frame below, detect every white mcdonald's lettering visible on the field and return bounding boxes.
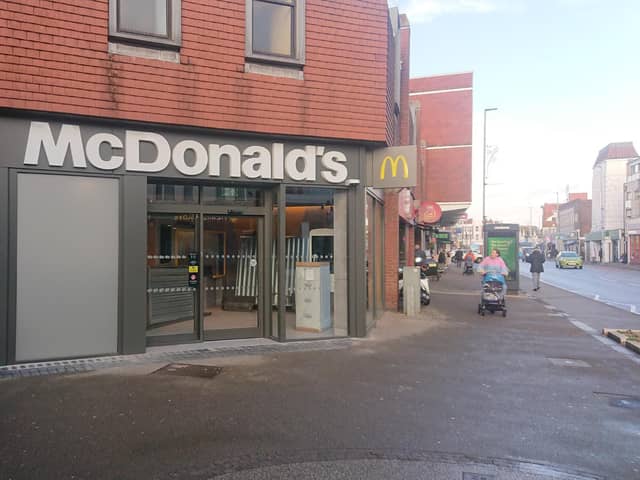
[379,155,409,180]
[22,122,349,184]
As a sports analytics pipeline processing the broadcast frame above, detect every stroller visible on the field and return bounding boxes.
[477,272,507,317]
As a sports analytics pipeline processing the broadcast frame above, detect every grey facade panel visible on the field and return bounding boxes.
[121,175,148,354]
[0,168,7,364]
[15,173,120,361]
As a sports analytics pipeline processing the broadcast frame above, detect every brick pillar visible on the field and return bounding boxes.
[384,191,399,310]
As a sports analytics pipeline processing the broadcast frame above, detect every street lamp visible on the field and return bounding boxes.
[482,107,498,229]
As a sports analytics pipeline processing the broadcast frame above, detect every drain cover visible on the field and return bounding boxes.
[152,363,222,378]
[463,473,496,480]
[609,397,640,409]
[594,392,640,409]
[547,358,591,368]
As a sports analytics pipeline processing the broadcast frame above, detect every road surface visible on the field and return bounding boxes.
[519,261,640,315]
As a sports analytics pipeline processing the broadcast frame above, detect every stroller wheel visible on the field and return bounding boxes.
[502,309,507,317]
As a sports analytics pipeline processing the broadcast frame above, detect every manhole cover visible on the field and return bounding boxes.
[152,363,222,378]
[547,358,591,368]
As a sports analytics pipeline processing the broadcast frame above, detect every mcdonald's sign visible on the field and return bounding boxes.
[370,145,417,188]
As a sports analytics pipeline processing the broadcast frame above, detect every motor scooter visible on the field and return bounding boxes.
[398,266,431,306]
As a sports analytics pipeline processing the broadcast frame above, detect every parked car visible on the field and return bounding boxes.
[555,251,584,269]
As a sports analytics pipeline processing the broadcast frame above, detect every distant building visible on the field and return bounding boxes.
[587,142,638,262]
[624,157,640,264]
[454,218,483,247]
[558,194,591,255]
[541,203,558,241]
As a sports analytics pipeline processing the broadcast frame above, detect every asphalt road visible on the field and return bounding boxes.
[2,271,640,479]
[519,261,640,315]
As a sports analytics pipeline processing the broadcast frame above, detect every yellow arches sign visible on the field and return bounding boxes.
[379,155,409,180]
[371,145,417,188]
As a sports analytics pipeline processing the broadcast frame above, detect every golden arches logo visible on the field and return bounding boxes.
[379,155,409,180]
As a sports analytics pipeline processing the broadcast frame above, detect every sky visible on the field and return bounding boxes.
[390,0,640,226]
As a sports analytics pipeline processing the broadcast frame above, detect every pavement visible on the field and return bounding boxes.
[2,269,640,479]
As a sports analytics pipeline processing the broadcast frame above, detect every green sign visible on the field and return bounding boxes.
[486,236,517,281]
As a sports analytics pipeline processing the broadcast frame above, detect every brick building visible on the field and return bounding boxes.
[558,194,592,255]
[379,71,474,311]
[0,0,398,364]
[410,72,474,225]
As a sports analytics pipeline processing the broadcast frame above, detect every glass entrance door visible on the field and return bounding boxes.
[202,215,261,339]
[146,213,199,343]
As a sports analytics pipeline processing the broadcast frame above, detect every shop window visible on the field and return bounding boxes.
[109,0,182,48]
[246,0,305,65]
[202,186,263,206]
[284,187,347,339]
[147,183,199,204]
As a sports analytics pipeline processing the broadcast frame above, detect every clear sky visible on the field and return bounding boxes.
[391,0,640,226]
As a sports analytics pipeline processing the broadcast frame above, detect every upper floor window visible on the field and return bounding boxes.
[246,0,305,65]
[109,0,182,48]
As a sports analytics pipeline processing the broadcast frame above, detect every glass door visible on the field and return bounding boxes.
[146,213,199,343]
[202,215,261,339]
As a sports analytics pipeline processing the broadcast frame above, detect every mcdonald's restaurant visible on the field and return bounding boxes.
[0,113,418,365]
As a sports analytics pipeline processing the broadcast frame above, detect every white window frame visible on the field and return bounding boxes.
[246,0,305,66]
[109,0,182,49]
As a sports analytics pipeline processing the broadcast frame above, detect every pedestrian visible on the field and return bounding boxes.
[598,247,603,263]
[438,250,446,266]
[414,243,428,267]
[477,249,509,287]
[527,247,545,291]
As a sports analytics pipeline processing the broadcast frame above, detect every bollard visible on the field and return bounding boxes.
[403,266,421,316]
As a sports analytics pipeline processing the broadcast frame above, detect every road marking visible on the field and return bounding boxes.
[593,335,616,346]
[569,320,596,334]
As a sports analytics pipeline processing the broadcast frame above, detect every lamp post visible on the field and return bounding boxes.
[482,107,498,232]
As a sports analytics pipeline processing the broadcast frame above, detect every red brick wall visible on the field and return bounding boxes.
[415,90,472,147]
[422,148,472,203]
[577,199,592,235]
[542,203,557,228]
[399,15,410,146]
[0,0,389,142]
[568,192,588,202]
[411,73,473,92]
[410,72,473,204]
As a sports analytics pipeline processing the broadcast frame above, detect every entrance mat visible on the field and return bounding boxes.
[151,363,223,379]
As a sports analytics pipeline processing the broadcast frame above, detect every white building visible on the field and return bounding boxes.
[624,157,640,264]
[588,142,638,262]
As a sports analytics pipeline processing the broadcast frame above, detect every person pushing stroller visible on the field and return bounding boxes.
[462,250,475,275]
[476,249,509,316]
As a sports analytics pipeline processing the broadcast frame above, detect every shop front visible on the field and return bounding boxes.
[0,114,368,365]
[627,220,640,265]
